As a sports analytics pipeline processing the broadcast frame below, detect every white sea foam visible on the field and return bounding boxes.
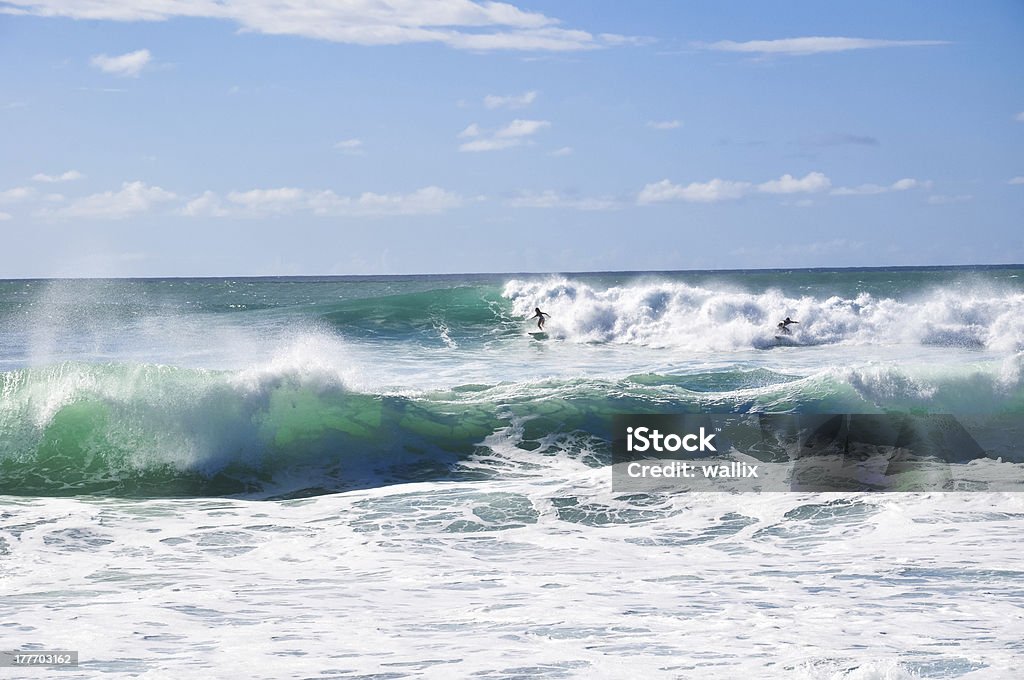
[503,277,1024,352]
[3,478,1020,678]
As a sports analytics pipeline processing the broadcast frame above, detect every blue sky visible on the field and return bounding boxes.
[1,0,1022,277]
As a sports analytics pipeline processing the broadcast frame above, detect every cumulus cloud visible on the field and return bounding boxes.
[32,170,83,182]
[458,118,550,151]
[1009,177,1024,185]
[0,186,35,203]
[47,181,175,219]
[184,186,463,218]
[638,172,830,204]
[701,37,949,57]
[831,178,932,196]
[1015,112,1024,123]
[90,49,152,77]
[495,118,550,137]
[647,120,682,130]
[4,1,635,52]
[758,172,831,194]
[458,138,521,152]
[484,90,537,109]
[507,190,620,211]
[549,146,573,156]
[638,178,751,204]
[181,190,229,217]
[0,212,11,221]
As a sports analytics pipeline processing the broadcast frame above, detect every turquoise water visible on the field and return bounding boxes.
[1,266,1021,496]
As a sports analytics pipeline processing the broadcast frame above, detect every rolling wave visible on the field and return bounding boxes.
[2,350,1020,497]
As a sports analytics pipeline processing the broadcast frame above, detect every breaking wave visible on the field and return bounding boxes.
[503,277,1024,352]
[2,348,1020,497]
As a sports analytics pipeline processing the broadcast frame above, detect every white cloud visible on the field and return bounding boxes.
[185,186,463,218]
[0,212,11,221]
[831,184,887,196]
[322,186,461,215]
[1015,112,1024,123]
[638,171,830,204]
[484,90,537,109]
[334,138,364,155]
[647,120,682,130]
[5,1,635,52]
[638,178,751,204]
[702,37,949,57]
[181,190,229,217]
[1009,177,1024,185]
[549,146,573,156]
[890,178,927,191]
[32,169,83,183]
[831,178,932,196]
[49,181,175,219]
[458,118,550,151]
[757,172,831,194]
[225,187,306,215]
[507,190,620,211]
[599,33,654,47]
[90,49,152,77]
[459,138,521,152]
[495,118,550,137]
[0,186,35,203]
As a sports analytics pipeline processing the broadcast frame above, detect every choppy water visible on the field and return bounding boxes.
[1,267,1022,677]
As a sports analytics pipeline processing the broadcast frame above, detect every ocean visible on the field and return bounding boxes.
[2,267,1023,678]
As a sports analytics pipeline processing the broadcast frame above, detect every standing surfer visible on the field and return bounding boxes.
[530,307,551,330]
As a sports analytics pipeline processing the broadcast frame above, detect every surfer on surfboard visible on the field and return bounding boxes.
[776,317,798,335]
[530,307,551,330]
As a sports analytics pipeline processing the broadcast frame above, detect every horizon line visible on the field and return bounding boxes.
[1,262,1021,282]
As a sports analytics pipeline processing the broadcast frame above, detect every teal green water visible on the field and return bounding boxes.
[1,266,1021,496]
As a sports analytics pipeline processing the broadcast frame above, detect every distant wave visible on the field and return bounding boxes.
[503,277,1024,352]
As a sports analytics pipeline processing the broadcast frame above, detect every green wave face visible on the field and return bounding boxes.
[2,362,1021,498]
[319,286,516,341]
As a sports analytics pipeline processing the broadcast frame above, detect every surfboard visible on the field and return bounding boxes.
[528,332,549,340]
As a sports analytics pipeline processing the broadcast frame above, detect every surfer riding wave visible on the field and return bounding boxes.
[530,307,550,330]
[776,317,798,335]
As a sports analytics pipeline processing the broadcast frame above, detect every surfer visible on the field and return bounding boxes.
[530,307,550,330]
[776,317,799,335]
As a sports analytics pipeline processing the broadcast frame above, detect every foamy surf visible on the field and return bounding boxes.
[1,268,1022,678]
[502,276,1024,352]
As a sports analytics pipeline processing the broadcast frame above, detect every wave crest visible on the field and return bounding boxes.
[503,277,1024,351]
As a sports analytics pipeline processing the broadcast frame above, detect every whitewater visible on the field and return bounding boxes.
[1,267,1022,678]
